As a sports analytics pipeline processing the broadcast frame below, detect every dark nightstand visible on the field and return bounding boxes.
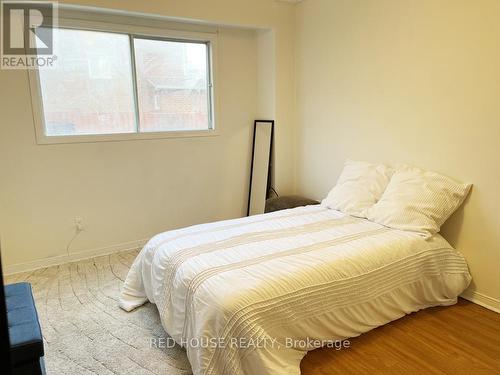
[265,195,319,213]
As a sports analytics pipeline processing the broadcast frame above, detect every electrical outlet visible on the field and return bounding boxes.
[74,217,84,232]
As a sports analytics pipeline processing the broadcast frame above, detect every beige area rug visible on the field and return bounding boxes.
[5,250,192,375]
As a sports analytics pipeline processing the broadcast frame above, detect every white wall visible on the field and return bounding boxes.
[0,0,296,270]
[295,0,500,308]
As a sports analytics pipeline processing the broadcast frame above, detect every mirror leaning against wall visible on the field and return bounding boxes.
[247,120,274,216]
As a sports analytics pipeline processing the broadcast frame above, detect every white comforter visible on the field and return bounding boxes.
[120,205,471,375]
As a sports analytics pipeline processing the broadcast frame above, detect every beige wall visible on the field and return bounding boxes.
[295,0,500,304]
[60,0,297,194]
[0,0,296,269]
[3,0,496,308]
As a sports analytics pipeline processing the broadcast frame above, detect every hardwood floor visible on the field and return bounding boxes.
[301,298,500,374]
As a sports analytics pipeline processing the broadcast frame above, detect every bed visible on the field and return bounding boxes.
[119,204,471,375]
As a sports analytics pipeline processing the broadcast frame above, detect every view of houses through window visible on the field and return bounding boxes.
[134,38,209,133]
[37,27,212,137]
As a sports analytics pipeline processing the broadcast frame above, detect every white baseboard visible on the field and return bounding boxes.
[461,290,500,314]
[3,239,147,276]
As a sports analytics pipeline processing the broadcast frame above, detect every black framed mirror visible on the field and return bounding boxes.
[247,120,274,216]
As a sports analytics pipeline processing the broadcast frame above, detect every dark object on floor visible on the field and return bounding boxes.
[265,195,319,213]
[0,247,12,374]
[5,282,45,375]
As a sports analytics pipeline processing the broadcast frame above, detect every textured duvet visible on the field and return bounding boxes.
[119,205,471,375]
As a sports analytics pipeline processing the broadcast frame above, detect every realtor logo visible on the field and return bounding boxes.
[1,1,57,69]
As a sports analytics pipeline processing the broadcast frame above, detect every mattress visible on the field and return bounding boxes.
[119,205,471,375]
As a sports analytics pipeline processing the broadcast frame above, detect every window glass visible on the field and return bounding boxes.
[37,28,136,136]
[133,38,210,132]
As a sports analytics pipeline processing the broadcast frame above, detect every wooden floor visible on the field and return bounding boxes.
[301,298,500,374]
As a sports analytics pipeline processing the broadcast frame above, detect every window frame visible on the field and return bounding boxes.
[28,18,218,144]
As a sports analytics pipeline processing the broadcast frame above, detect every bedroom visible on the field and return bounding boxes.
[0,0,499,374]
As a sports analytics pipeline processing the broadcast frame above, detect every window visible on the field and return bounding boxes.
[38,29,136,136]
[30,21,216,143]
[133,38,210,133]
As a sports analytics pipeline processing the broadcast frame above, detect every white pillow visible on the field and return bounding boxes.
[366,166,471,237]
[322,160,393,218]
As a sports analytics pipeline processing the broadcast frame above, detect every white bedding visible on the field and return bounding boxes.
[120,205,471,375]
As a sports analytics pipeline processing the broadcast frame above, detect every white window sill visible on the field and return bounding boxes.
[35,129,219,145]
